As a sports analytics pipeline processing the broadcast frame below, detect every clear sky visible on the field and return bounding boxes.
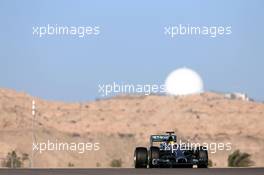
[0,0,263,102]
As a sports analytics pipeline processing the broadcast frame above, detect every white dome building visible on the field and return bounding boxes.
[165,68,204,96]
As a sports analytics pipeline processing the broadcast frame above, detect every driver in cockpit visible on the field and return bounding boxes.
[160,136,175,150]
[167,136,175,145]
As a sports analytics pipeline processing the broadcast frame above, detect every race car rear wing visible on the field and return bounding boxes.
[150,135,177,146]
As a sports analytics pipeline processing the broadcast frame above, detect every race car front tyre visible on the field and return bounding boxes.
[197,146,208,168]
[149,146,160,168]
[134,147,148,168]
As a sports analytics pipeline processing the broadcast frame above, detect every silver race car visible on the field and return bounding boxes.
[134,132,208,168]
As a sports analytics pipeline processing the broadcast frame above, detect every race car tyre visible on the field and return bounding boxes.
[197,146,208,168]
[134,147,148,168]
[149,146,160,168]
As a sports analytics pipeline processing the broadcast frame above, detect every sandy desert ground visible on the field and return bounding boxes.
[0,88,263,167]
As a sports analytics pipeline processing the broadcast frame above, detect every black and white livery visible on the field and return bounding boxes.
[134,132,208,168]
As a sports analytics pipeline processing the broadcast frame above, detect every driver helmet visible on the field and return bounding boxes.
[167,136,175,145]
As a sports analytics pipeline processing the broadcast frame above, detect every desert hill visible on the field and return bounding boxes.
[0,88,263,167]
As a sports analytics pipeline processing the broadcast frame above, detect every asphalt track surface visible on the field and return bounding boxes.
[0,168,263,175]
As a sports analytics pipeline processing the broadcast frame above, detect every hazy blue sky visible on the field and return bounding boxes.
[0,0,263,101]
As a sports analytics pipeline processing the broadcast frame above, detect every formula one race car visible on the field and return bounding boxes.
[134,132,208,168]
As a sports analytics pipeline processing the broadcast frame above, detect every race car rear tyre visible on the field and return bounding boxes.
[197,146,208,168]
[134,147,148,168]
[149,146,160,168]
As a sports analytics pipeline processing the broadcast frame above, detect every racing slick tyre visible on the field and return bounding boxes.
[134,147,148,168]
[149,146,160,168]
[197,146,208,168]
